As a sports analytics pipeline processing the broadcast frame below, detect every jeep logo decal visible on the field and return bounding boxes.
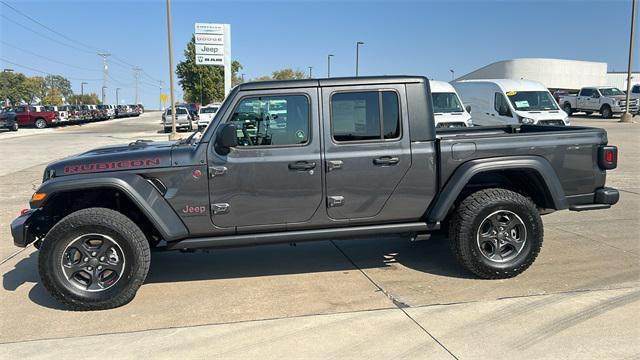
[182,205,207,215]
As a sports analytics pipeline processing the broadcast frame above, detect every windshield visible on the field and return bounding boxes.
[506,91,558,111]
[599,88,625,96]
[432,92,464,113]
[200,107,218,113]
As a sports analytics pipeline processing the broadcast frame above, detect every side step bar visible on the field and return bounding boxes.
[168,222,437,250]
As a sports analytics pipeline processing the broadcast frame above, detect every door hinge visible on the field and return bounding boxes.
[328,196,345,207]
[210,166,227,178]
[211,203,230,214]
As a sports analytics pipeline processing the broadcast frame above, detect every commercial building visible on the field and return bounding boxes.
[456,58,639,91]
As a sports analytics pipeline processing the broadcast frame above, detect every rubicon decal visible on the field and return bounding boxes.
[63,158,161,174]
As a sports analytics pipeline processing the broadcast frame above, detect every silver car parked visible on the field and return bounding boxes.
[162,106,192,132]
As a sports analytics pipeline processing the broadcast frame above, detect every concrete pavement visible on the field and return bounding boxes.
[1,114,638,358]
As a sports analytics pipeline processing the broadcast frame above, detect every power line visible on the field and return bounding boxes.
[0,40,96,72]
[0,15,94,54]
[1,1,100,53]
[0,57,101,81]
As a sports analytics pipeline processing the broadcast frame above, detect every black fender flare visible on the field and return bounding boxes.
[33,172,189,241]
[427,156,568,222]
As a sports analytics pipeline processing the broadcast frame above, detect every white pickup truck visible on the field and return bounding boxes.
[560,86,639,118]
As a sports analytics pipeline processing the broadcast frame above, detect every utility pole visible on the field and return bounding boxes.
[450,69,455,81]
[355,41,364,77]
[97,52,110,104]
[80,82,87,104]
[241,73,245,82]
[621,0,637,123]
[133,66,142,105]
[165,0,179,140]
[116,88,121,106]
[308,66,313,78]
[327,54,334,77]
[101,86,106,104]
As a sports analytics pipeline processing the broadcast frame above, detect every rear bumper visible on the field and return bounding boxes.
[569,187,619,211]
[10,209,38,247]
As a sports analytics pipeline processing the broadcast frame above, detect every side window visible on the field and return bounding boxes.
[15,106,25,113]
[633,85,640,94]
[331,91,400,142]
[29,106,37,112]
[228,95,309,147]
[494,93,512,117]
[580,88,593,97]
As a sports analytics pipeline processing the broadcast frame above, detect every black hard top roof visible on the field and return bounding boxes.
[236,75,427,91]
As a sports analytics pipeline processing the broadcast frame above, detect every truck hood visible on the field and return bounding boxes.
[516,109,568,122]
[44,140,175,178]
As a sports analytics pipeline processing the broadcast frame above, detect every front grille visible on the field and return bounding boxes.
[539,120,565,126]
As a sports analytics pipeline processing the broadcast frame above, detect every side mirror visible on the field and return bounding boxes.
[465,105,471,113]
[592,93,600,98]
[216,123,238,155]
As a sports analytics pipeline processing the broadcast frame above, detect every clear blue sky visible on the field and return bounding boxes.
[1,0,637,108]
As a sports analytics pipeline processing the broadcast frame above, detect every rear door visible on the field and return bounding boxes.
[208,87,322,231]
[321,84,411,220]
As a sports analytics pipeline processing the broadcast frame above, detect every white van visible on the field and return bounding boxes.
[430,80,472,128]
[452,79,569,126]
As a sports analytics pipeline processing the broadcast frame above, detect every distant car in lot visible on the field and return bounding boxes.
[560,86,640,118]
[453,79,569,126]
[96,104,116,119]
[0,109,19,131]
[12,105,58,128]
[430,80,472,128]
[197,104,219,130]
[44,105,69,123]
[162,106,192,132]
[630,84,640,110]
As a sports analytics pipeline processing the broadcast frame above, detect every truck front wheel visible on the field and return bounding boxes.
[600,105,613,119]
[449,188,543,279]
[38,208,150,310]
[563,103,573,116]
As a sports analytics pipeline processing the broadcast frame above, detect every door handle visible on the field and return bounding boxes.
[288,161,316,171]
[373,156,400,166]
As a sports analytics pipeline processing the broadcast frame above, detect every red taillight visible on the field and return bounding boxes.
[20,209,29,216]
[598,146,618,170]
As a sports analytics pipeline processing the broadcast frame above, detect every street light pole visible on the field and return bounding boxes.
[622,0,637,123]
[355,41,364,77]
[308,66,313,78]
[200,72,203,105]
[159,80,164,110]
[80,82,87,105]
[101,86,107,104]
[450,69,455,81]
[327,54,334,77]
[116,88,120,107]
[165,0,178,140]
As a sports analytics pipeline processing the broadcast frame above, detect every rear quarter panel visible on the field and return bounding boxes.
[438,127,608,197]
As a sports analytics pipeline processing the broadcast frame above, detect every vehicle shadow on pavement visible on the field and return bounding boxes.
[2,251,67,310]
[145,233,473,284]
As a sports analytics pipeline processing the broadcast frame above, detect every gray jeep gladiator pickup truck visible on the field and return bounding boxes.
[11,76,619,310]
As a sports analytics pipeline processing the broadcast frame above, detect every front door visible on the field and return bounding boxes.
[208,88,322,231]
[321,85,411,220]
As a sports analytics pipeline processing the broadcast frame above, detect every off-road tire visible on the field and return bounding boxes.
[601,105,613,119]
[449,188,543,279]
[38,208,150,310]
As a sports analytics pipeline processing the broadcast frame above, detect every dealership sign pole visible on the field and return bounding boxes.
[194,23,231,99]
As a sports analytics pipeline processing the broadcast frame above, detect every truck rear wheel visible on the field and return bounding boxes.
[38,208,150,310]
[449,188,543,279]
[34,118,47,129]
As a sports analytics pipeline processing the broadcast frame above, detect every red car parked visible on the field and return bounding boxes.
[12,105,58,129]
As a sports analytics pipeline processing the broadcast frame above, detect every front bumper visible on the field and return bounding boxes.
[569,187,619,211]
[10,209,39,247]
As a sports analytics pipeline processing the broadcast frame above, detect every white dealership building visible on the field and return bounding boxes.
[456,58,638,91]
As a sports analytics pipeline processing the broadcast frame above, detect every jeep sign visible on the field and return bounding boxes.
[195,44,224,55]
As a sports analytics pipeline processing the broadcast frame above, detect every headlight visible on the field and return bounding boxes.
[563,116,570,125]
[519,117,535,124]
[467,119,473,126]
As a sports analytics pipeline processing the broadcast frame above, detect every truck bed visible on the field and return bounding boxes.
[435,124,608,198]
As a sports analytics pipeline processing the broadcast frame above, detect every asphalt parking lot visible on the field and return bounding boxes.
[1,113,638,359]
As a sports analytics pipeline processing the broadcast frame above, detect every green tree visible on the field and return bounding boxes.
[176,35,243,104]
[24,76,47,103]
[254,68,307,81]
[45,75,73,99]
[0,71,30,105]
[67,93,100,105]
